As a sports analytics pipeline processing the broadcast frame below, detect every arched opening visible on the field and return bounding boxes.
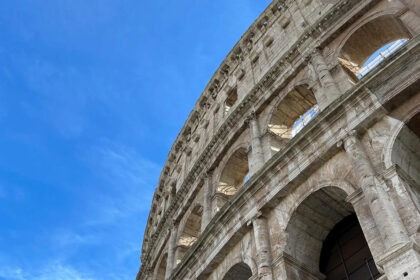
[175,205,202,265]
[391,111,420,200]
[155,253,167,280]
[268,85,318,152]
[218,147,249,196]
[339,15,412,79]
[214,147,249,213]
[320,215,381,280]
[284,187,379,279]
[222,262,253,280]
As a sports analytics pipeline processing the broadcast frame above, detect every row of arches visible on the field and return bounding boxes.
[213,187,382,280]
[154,102,420,279]
[151,4,419,279]
[215,9,412,202]
[214,101,420,280]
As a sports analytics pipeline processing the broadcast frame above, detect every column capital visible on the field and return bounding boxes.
[247,210,268,226]
[203,169,214,180]
[168,219,178,230]
[309,46,324,62]
[342,130,359,149]
[336,130,360,151]
[245,110,258,125]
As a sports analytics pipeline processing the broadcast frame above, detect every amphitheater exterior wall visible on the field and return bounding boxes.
[137,0,420,279]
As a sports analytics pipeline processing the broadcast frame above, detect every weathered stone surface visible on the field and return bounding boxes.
[137,1,420,279]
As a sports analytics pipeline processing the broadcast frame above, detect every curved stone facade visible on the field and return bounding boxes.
[137,1,420,279]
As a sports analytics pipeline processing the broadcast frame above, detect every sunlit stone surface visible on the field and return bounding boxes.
[137,1,420,279]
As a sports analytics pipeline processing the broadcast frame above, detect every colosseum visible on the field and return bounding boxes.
[136,0,420,279]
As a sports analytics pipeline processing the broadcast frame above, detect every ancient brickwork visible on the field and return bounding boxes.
[137,0,420,279]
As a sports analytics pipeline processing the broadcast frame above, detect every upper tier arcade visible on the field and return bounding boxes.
[137,0,420,279]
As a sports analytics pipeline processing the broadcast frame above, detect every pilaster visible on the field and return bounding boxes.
[165,223,178,280]
[246,112,265,175]
[341,131,420,280]
[202,171,214,232]
[310,48,341,109]
[251,212,274,280]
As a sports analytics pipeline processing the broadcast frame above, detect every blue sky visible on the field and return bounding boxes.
[0,1,271,279]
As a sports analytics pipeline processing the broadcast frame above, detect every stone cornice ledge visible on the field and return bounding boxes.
[168,37,420,280]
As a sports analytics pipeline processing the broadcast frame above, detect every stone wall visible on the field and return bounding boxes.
[137,0,420,279]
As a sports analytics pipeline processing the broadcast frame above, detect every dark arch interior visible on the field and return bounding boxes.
[407,111,420,138]
[320,214,380,280]
[222,262,252,280]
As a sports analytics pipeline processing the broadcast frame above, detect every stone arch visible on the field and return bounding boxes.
[153,252,168,280]
[284,187,353,279]
[266,83,319,152]
[242,255,258,276]
[383,96,420,170]
[216,145,250,196]
[283,180,356,229]
[336,11,412,77]
[175,203,203,265]
[386,107,420,184]
[222,261,253,280]
[283,185,369,278]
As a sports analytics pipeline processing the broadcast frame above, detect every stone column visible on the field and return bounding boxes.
[165,224,178,280]
[262,131,274,162]
[310,48,341,109]
[201,171,214,232]
[252,213,274,280]
[247,112,265,175]
[341,131,420,279]
[342,131,409,249]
